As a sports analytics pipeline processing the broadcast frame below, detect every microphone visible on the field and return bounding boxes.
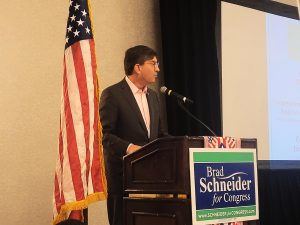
[160,86,194,104]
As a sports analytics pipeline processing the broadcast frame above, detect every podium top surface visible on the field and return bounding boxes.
[124,136,257,160]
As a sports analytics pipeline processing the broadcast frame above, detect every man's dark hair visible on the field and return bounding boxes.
[124,45,157,75]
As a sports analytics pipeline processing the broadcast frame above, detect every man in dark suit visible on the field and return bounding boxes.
[99,45,167,225]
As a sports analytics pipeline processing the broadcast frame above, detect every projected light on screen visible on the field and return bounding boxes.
[267,14,300,160]
[222,2,300,160]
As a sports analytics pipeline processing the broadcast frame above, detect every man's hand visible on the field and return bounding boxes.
[127,144,141,154]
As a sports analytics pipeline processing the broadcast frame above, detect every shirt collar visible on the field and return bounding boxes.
[125,76,148,94]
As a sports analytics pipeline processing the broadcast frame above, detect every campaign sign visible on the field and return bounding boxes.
[189,148,259,225]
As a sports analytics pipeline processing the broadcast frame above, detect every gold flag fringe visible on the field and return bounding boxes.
[53,192,107,225]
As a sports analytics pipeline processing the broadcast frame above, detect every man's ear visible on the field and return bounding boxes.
[133,64,142,75]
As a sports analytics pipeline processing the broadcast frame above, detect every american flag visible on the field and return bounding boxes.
[53,0,107,224]
[205,136,240,149]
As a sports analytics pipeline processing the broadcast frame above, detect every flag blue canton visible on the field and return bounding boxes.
[65,0,93,49]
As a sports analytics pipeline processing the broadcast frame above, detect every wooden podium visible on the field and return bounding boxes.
[123,136,257,225]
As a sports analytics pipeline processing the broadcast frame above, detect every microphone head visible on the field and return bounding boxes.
[160,86,167,94]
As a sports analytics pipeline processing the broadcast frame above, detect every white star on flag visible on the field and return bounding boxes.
[74,4,80,10]
[70,14,76,21]
[81,9,87,17]
[73,29,80,37]
[77,18,84,26]
[67,25,72,32]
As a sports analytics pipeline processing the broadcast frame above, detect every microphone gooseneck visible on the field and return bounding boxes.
[177,101,217,136]
[160,86,217,136]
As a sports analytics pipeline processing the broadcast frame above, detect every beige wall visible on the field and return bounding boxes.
[0,0,162,224]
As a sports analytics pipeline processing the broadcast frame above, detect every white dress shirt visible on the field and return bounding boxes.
[125,76,151,136]
[125,76,151,153]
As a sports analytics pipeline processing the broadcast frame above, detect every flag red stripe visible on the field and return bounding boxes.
[54,173,61,213]
[63,58,85,200]
[59,64,67,206]
[71,42,91,189]
[59,122,64,172]
[55,128,64,212]
[92,113,102,192]
[89,40,103,192]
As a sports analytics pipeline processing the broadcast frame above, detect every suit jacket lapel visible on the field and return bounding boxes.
[120,79,148,135]
[147,91,158,140]
[146,92,154,139]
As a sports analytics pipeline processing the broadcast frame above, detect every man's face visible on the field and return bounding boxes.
[138,57,160,85]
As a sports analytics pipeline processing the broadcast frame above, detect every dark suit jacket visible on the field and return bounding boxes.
[100,78,167,193]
